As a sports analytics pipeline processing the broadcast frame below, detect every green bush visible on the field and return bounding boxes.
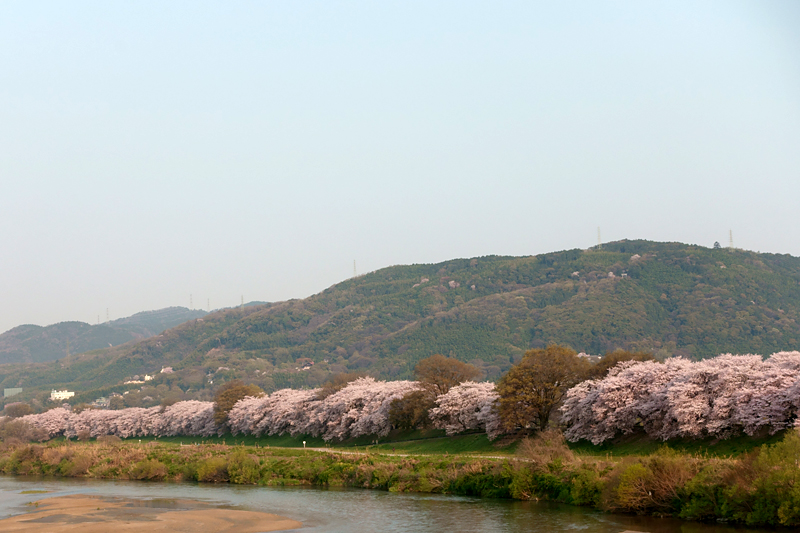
[778,487,800,527]
[57,454,93,476]
[509,462,575,502]
[197,457,229,483]
[611,448,697,514]
[614,462,653,512]
[533,471,571,502]
[570,467,603,506]
[678,462,731,521]
[11,444,43,464]
[179,462,198,481]
[227,449,260,484]
[509,466,535,500]
[449,471,512,498]
[129,459,169,481]
[746,430,800,526]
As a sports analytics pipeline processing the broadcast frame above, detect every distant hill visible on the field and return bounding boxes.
[0,307,208,365]
[2,240,799,399]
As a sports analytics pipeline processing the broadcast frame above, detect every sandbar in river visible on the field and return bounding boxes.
[0,494,301,533]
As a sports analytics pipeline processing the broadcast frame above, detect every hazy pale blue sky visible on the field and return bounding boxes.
[1,1,799,333]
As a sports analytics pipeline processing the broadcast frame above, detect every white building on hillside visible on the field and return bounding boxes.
[50,390,75,401]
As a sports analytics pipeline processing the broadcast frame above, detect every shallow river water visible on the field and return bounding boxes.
[0,476,778,533]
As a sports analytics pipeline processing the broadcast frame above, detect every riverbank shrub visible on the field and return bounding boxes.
[516,429,574,466]
[611,449,699,515]
[58,454,93,476]
[736,429,800,526]
[197,456,229,482]
[129,459,168,480]
[569,466,604,506]
[227,448,260,484]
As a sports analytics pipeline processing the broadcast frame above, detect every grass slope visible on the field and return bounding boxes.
[111,428,782,459]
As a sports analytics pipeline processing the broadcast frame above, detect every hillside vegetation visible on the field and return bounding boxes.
[1,240,799,402]
[0,307,207,365]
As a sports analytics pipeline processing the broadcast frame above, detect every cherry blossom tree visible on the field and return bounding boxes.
[313,377,421,440]
[561,352,800,444]
[561,358,692,444]
[20,402,219,439]
[228,377,421,440]
[153,401,217,437]
[734,351,800,435]
[429,381,502,439]
[251,388,321,437]
[20,407,71,439]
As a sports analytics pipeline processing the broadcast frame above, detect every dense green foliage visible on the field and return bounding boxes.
[212,380,263,426]
[497,346,591,431]
[2,240,799,403]
[413,354,481,395]
[388,390,435,430]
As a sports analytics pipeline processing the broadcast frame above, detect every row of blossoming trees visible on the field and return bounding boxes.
[18,377,501,441]
[561,351,800,444]
[16,351,800,444]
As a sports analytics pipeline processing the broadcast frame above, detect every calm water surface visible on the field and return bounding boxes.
[0,476,778,533]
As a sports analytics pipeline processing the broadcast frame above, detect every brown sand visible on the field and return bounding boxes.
[0,494,302,533]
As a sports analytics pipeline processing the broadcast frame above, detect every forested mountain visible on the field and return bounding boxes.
[0,307,207,365]
[2,240,799,401]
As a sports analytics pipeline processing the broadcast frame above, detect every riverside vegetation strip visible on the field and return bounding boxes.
[1,429,800,528]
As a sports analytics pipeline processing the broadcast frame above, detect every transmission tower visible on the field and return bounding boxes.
[106,308,109,323]
[597,227,602,250]
[190,294,193,309]
[241,295,244,307]
[207,298,210,312]
[729,229,733,249]
[353,260,357,278]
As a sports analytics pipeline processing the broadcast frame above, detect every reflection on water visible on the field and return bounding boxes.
[0,476,777,533]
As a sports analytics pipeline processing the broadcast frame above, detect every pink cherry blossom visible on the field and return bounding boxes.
[429,381,502,439]
[561,351,800,444]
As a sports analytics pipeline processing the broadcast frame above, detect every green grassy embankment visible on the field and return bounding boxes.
[142,427,784,458]
[567,430,789,458]
[114,429,517,456]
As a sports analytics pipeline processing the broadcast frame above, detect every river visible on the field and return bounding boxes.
[0,476,778,532]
